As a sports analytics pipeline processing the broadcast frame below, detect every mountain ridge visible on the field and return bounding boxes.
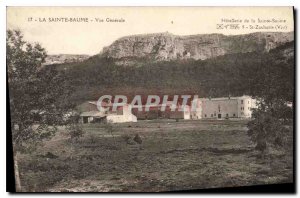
[44,54,90,65]
[99,31,293,65]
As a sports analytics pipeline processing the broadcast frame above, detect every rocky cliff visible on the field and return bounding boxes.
[100,32,293,64]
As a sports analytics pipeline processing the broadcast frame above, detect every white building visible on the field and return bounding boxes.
[106,104,137,123]
[183,105,192,120]
[187,95,258,120]
[78,101,137,123]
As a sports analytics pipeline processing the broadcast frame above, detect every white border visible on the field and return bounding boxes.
[1,0,297,197]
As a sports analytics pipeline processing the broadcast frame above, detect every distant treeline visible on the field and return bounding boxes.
[52,42,294,105]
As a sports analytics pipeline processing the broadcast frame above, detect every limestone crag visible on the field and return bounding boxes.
[100,32,294,62]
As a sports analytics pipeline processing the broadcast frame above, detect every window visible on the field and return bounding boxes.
[214,112,216,116]
[211,114,213,117]
[241,100,243,104]
[205,114,207,117]
[226,114,228,117]
[233,113,236,117]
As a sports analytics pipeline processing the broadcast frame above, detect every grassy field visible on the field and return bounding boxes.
[18,119,293,192]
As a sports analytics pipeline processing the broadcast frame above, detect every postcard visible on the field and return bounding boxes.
[7,7,294,192]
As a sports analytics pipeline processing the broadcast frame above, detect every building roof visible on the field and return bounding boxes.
[195,95,254,102]
[88,101,113,106]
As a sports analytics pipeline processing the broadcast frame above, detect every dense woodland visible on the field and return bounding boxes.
[52,42,294,105]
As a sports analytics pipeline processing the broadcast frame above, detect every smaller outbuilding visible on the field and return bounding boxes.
[77,101,137,123]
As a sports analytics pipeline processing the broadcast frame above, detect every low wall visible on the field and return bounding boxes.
[107,114,137,123]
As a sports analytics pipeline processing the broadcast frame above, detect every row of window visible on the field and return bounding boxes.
[241,107,251,111]
[241,100,250,104]
[203,111,252,117]
[204,113,236,118]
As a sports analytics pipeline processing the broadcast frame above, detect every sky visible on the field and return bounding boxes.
[7,7,294,55]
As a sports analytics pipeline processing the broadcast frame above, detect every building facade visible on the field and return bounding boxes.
[106,104,137,123]
[77,96,257,123]
[189,95,258,120]
[77,101,137,123]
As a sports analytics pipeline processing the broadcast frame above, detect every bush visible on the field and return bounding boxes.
[67,123,85,141]
[247,109,289,154]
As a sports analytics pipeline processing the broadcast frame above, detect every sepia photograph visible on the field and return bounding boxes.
[6,6,294,192]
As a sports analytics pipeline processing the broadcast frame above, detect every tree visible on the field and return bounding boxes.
[7,29,81,191]
[66,114,85,142]
[247,42,294,154]
[247,105,290,155]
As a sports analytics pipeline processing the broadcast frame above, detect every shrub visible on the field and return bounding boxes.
[247,108,289,154]
[67,123,85,141]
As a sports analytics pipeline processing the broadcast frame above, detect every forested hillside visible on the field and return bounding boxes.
[53,41,294,104]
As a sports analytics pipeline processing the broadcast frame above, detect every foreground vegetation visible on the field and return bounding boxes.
[18,119,293,192]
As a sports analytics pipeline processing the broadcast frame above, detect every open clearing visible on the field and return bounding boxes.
[18,119,293,192]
